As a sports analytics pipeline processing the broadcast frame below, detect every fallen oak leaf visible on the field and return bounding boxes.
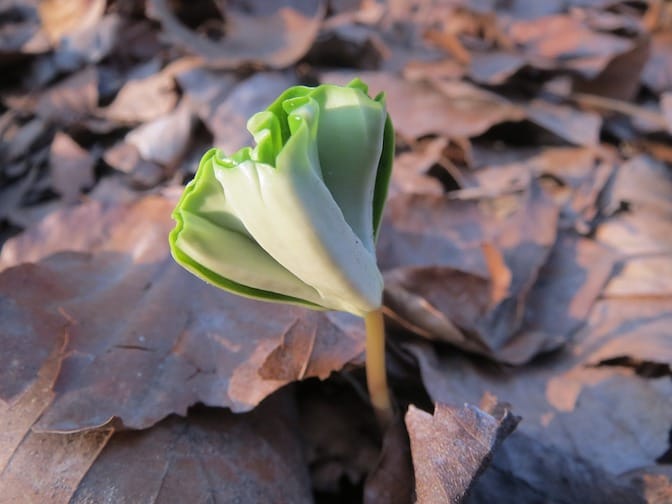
[179,71,297,156]
[69,392,313,504]
[523,99,602,147]
[147,0,325,70]
[408,330,672,478]
[574,298,672,373]
[320,71,526,140]
[405,401,519,504]
[124,98,193,168]
[642,31,672,95]
[470,431,646,504]
[38,66,98,126]
[388,137,447,198]
[496,232,617,364]
[0,1,50,60]
[0,340,115,503]
[97,58,200,126]
[37,0,105,45]
[49,131,95,203]
[506,13,634,79]
[379,182,562,363]
[603,155,672,221]
[0,195,364,432]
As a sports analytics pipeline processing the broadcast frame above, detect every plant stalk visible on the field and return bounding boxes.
[365,308,392,427]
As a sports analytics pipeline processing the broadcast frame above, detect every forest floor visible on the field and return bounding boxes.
[1,1,671,502]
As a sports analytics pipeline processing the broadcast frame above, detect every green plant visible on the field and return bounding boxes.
[170,78,394,424]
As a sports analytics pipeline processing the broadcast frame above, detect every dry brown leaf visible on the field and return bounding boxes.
[572,36,650,101]
[379,183,561,362]
[642,32,672,94]
[597,210,672,258]
[125,99,193,168]
[603,155,672,216]
[70,392,313,503]
[49,131,95,202]
[180,72,297,155]
[411,342,672,479]
[406,401,518,504]
[34,66,99,127]
[388,137,447,197]
[572,298,672,370]
[320,71,525,140]
[1,117,48,164]
[459,0,568,20]
[38,0,105,44]
[98,59,195,125]
[662,92,672,133]
[147,0,325,70]
[0,1,50,57]
[103,142,164,189]
[469,146,615,231]
[0,195,364,432]
[470,431,646,504]
[0,384,312,502]
[0,343,114,503]
[604,256,672,298]
[623,467,672,504]
[177,67,237,131]
[524,99,602,147]
[56,12,122,65]
[467,51,526,85]
[0,197,139,271]
[507,13,634,78]
[306,21,387,70]
[497,232,617,364]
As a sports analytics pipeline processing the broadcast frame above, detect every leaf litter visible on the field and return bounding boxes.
[1,0,671,502]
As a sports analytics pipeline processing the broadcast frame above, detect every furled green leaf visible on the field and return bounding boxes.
[170,79,394,316]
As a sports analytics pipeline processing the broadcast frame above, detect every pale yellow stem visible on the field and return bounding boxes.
[365,308,392,427]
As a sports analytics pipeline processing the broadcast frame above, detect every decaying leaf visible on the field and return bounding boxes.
[408,294,672,481]
[125,99,193,168]
[321,71,525,140]
[49,131,95,202]
[0,1,50,58]
[70,392,313,504]
[642,32,672,94]
[181,72,296,155]
[507,13,634,78]
[380,182,566,363]
[97,58,195,126]
[389,137,447,197]
[34,66,99,127]
[405,400,518,503]
[146,0,325,70]
[524,99,602,147]
[1,0,671,501]
[0,377,312,503]
[0,195,364,432]
[37,0,105,44]
[0,342,115,503]
[469,431,645,504]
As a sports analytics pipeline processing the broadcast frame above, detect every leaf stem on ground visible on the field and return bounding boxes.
[365,307,393,428]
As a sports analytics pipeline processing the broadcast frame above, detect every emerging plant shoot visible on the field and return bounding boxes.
[170,78,395,424]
